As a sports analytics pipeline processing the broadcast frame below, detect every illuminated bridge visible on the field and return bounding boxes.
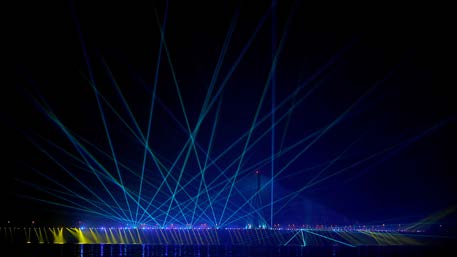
[1,226,443,247]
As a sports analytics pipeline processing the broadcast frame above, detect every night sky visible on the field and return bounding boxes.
[3,1,456,229]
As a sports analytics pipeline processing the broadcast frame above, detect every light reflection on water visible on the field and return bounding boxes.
[3,244,455,257]
[74,244,301,257]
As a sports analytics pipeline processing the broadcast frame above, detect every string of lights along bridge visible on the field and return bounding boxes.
[0,226,434,246]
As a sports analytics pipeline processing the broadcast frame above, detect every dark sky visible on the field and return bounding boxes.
[3,1,457,228]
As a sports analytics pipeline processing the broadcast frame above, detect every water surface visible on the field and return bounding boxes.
[4,244,456,257]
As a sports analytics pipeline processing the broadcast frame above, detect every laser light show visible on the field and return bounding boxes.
[3,0,457,256]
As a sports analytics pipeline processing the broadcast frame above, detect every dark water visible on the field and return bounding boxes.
[3,244,456,257]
